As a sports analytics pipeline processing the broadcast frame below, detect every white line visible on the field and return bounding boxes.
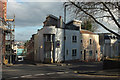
[46,72,55,75]
[20,75,32,78]
[57,72,64,74]
[34,74,45,76]
[11,77,19,79]
[64,72,69,73]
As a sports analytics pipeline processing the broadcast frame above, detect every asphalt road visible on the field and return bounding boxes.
[2,61,120,80]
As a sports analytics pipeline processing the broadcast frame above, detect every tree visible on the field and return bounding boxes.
[82,19,98,32]
[64,1,120,37]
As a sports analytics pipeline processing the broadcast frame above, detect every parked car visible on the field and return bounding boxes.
[17,56,25,62]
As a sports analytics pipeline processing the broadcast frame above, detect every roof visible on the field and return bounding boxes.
[46,14,58,20]
[43,15,58,24]
[66,20,82,25]
[80,30,96,34]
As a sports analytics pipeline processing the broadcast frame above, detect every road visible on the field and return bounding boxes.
[2,61,120,80]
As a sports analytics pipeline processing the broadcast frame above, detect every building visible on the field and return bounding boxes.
[32,15,100,63]
[80,30,100,61]
[33,33,39,62]
[0,28,3,65]
[25,35,35,61]
[0,0,15,64]
[99,33,120,58]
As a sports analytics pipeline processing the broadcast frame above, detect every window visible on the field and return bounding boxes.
[81,51,82,54]
[89,39,92,45]
[66,50,68,55]
[72,49,77,56]
[72,36,77,43]
[96,50,97,53]
[64,36,66,40]
[81,40,82,43]
[47,35,51,41]
[93,40,94,44]
[89,50,92,56]
[44,35,51,42]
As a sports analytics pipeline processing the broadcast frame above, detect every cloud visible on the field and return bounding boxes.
[8,0,66,2]
[7,2,64,41]
[15,26,41,41]
[7,2,64,27]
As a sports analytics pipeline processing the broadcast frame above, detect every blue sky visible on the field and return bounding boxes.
[15,26,42,41]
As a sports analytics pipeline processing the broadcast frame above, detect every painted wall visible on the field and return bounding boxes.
[104,39,119,58]
[65,29,81,61]
[80,34,100,61]
[99,33,119,58]
[38,28,44,62]
[37,26,100,62]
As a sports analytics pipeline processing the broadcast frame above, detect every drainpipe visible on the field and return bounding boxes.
[63,5,67,62]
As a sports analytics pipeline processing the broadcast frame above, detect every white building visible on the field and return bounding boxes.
[99,33,120,58]
[34,15,100,63]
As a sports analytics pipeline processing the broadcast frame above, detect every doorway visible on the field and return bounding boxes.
[84,50,86,60]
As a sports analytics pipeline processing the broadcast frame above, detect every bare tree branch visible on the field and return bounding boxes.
[101,2,120,28]
[68,2,120,37]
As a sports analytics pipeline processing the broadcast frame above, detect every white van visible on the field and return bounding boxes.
[17,56,25,62]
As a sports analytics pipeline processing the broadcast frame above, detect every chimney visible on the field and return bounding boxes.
[59,16,63,28]
[73,20,82,30]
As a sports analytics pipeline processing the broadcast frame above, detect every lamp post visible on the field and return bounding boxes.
[63,5,67,62]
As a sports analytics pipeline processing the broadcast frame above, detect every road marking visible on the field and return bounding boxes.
[77,74,120,78]
[57,72,64,74]
[11,77,19,79]
[20,75,32,78]
[74,71,78,73]
[34,73,45,76]
[10,71,70,79]
[46,72,55,75]
[64,72,69,73]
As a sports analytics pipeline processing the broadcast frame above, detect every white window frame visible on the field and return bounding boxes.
[72,35,77,43]
[72,49,77,56]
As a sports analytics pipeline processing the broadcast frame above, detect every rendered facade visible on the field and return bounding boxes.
[27,15,101,63]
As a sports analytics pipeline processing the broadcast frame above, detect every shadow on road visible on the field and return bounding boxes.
[15,60,37,65]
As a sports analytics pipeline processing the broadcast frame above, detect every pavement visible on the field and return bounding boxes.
[1,61,120,80]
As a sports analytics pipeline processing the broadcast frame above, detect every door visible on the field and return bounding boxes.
[84,50,86,60]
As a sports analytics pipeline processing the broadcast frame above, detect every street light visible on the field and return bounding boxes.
[63,4,67,62]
